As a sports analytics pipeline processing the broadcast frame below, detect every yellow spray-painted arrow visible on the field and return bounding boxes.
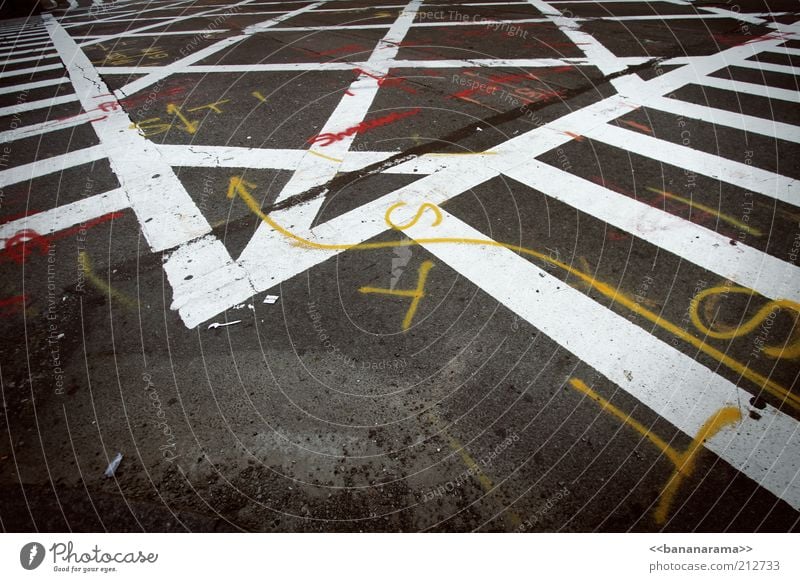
[224,175,800,410]
[226,176,259,203]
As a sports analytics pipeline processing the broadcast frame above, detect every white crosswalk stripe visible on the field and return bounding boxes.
[1,0,799,516]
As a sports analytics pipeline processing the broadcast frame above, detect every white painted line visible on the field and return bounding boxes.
[314,5,403,12]
[583,123,799,205]
[181,163,497,328]
[72,30,230,38]
[0,76,68,96]
[0,63,63,79]
[628,34,798,98]
[267,24,389,31]
[0,111,104,145]
[390,57,642,68]
[698,5,771,26]
[0,145,106,189]
[771,47,800,56]
[207,33,799,328]
[164,235,255,323]
[503,161,800,303]
[114,0,327,99]
[78,0,264,48]
[69,0,196,25]
[0,52,59,65]
[593,13,736,22]
[0,188,128,240]
[0,33,51,43]
[97,57,650,76]
[646,95,800,144]
[155,144,485,175]
[0,40,53,51]
[525,0,642,96]
[157,144,305,171]
[0,94,79,118]
[406,211,800,511]
[68,11,291,26]
[0,28,48,36]
[0,46,57,58]
[263,0,424,211]
[734,58,800,76]
[697,75,800,103]
[548,0,682,3]
[44,15,212,252]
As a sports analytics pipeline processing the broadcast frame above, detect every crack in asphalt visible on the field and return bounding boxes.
[262,56,663,215]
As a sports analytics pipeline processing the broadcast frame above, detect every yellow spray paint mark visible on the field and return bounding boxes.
[384,201,442,231]
[423,411,522,528]
[128,117,172,137]
[569,378,682,466]
[187,99,230,114]
[701,281,739,334]
[359,261,434,330]
[308,150,343,163]
[165,103,198,134]
[653,407,742,525]
[251,91,268,103]
[575,257,660,309]
[226,177,800,411]
[690,286,800,359]
[78,252,135,308]
[646,187,763,237]
[568,378,741,525]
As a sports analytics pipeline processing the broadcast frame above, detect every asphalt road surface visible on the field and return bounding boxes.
[0,0,798,532]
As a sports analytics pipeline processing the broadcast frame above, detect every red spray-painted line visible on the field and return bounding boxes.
[353,68,416,94]
[620,119,653,133]
[307,108,422,147]
[0,294,27,316]
[1,211,124,265]
[49,86,188,125]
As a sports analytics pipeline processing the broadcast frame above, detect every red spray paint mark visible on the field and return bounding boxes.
[318,43,367,57]
[307,108,422,147]
[1,211,124,265]
[745,31,793,44]
[118,85,186,109]
[353,68,416,94]
[620,119,653,133]
[47,85,187,127]
[1,229,50,264]
[0,294,27,316]
[711,33,752,46]
[606,230,630,241]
